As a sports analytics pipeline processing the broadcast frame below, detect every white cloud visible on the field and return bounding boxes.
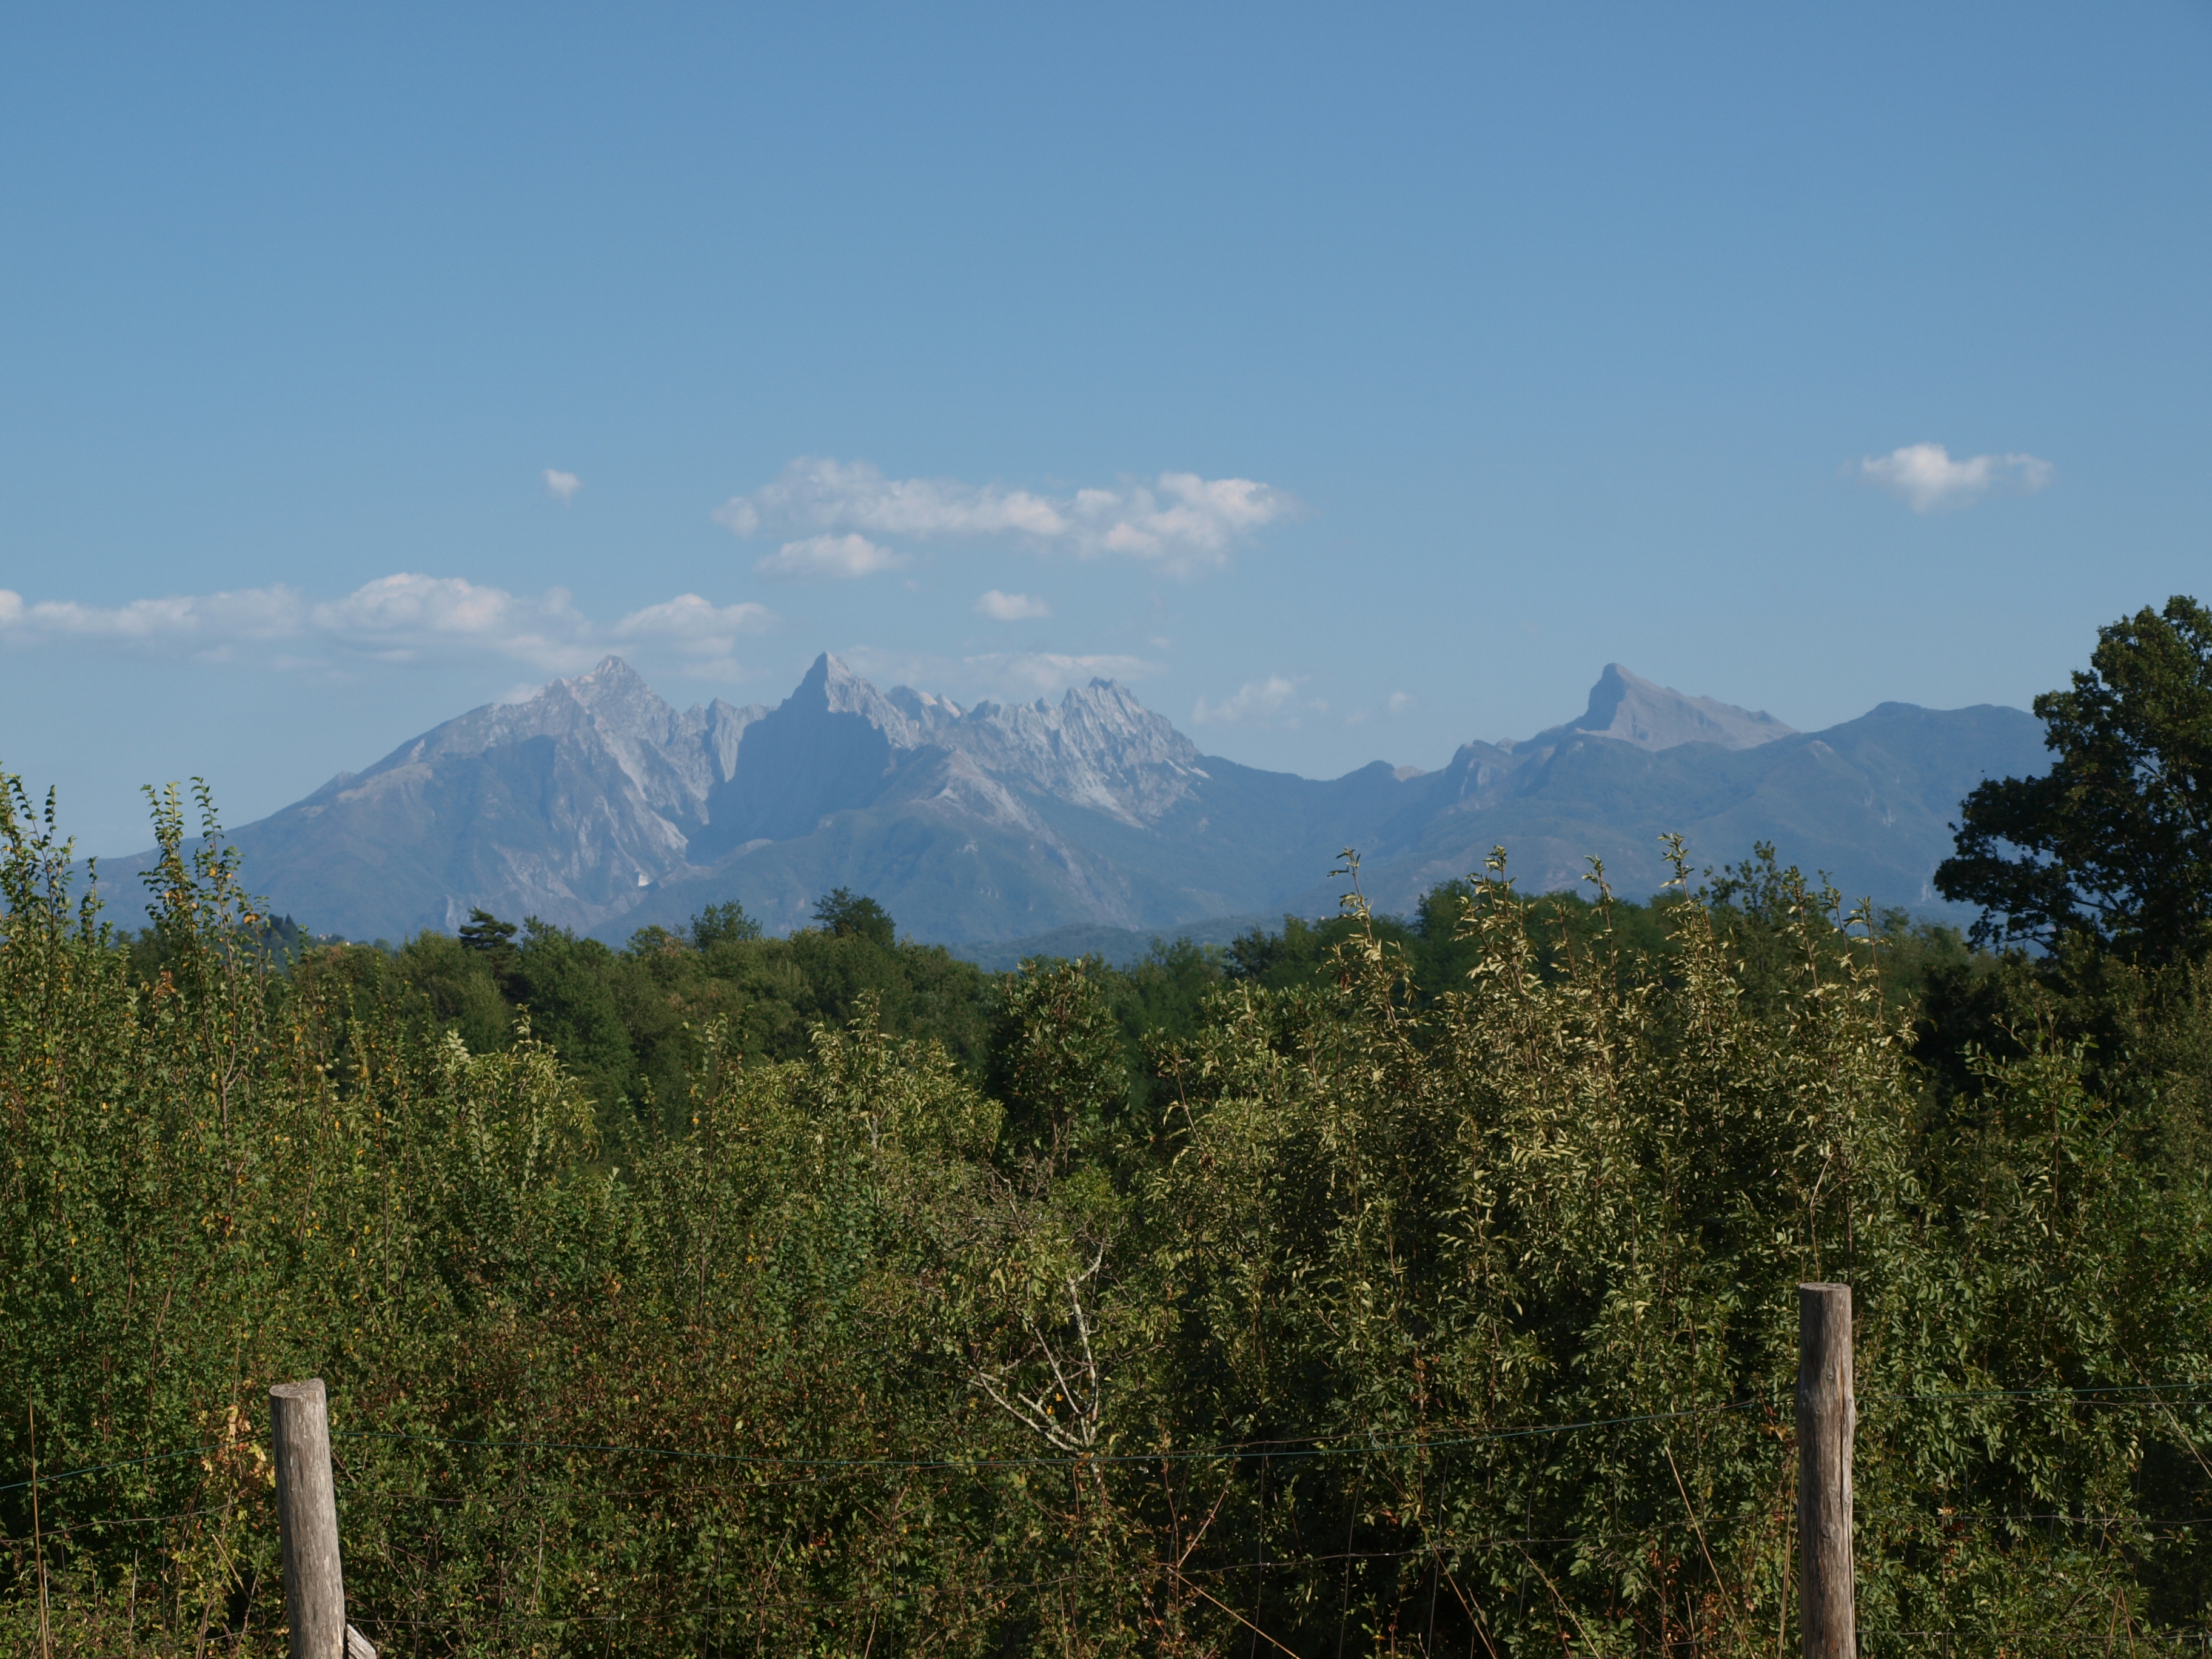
[543,468,582,503]
[1860,443,2053,512]
[752,533,910,580]
[611,594,777,676]
[717,457,1062,541]
[303,574,594,666]
[1191,675,1300,728]
[715,457,1295,577]
[0,574,782,677]
[614,594,774,646]
[1387,691,1413,716]
[0,583,309,642]
[974,589,1051,622]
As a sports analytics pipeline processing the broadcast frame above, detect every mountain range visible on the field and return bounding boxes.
[109,656,2048,945]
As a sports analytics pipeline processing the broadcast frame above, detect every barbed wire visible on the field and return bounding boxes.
[10,1512,2208,1646]
[1,1399,1757,1495]
[12,1381,2205,1498]
[0,1503,235,1547]
[0,1443,227,1496]
[13,1500,2211,1555]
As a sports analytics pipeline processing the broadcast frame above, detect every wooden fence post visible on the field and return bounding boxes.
[270,1379,376,1659]
[1797,1282,1856,1658]
[28,1393,49,1659]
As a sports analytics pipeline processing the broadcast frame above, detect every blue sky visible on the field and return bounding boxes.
[4,2,2208,854]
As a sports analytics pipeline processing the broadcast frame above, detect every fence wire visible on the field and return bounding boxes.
[6,1383,2210,1654]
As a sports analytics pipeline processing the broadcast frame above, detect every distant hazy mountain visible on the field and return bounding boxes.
[101,655,2046,944]
[1526,663,1797,752]
[1319,695,2042,920]
[150,659,770,939]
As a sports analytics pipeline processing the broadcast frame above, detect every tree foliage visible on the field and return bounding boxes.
[3,775,2211,1653]
[813,885,899,947]
[1937,594,2212,962]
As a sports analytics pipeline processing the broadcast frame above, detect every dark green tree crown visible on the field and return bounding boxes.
[688,900,762,949]
[1936,594,2212,964]
[458,907,519,957]
[811,886,896,947]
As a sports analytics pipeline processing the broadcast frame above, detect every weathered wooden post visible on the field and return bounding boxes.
[1797,1283,1856,1658]
[270,1379,377,1659]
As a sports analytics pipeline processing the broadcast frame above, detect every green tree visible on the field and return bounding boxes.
[688,898,760,947]
[811,885,896,945]
[457,905,523,1000]
[511,919,637,1131]
[988,957,1128,1175]
[458,905,518,959]
[1936,594,2212,963]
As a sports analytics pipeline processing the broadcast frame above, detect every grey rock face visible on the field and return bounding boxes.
[934,680,1206,827]
[1523,663,1797,754]
[694,654,910,854]
[354,657,762,833]
[232,657,772,936]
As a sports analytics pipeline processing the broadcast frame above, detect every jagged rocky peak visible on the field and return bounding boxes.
[394,655,671,763]
[532,655,683,731]
[566,654,651,697]
[1537,664,1796,753]
[783,652,942,748]
[688,696,773,785]
[752,658,1205,828]
[346,657,774,848]
[886,683,964,736]
[961,679,1198,766]
[942,679,1203,826]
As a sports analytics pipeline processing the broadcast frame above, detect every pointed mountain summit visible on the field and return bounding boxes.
[1526,664,1795,754]
[109,654,2045,945]
[690,653,918,855]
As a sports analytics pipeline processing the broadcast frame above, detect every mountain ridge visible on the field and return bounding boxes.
[95,655,2048,944]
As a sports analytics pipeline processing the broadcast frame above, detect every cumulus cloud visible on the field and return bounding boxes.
[543,468,581,503]
[612,595,776,677]
[974,589,1051,622]
[0,584,309,642]
[715,457,1295,577]
[306,574,589,663]
[1191,675,1301,728]
[613,594,774,646]
[1387,691,1413,716]
[752,533,910,580]
[1860,443,2053,512]
[0,574,780,677]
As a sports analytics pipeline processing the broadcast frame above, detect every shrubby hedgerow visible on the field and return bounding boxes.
[2,779,2209,1655]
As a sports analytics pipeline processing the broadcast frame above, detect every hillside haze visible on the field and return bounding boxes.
[107,657,2046,943]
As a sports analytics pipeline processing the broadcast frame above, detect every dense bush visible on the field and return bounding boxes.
[4,780,2210,1655]
[279,887,1001,1146]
